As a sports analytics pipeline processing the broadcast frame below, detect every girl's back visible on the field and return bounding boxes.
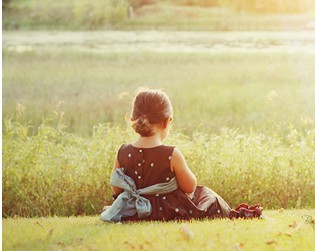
[118,144,175,189]
[115,143,230,221]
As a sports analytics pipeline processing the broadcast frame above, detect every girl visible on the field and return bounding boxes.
[100,88,262,222]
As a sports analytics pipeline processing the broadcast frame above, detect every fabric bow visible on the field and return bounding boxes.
[100,168,178,222]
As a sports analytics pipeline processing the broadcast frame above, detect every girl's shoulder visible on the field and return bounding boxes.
[118,143,175,151]
[117,143,176,161]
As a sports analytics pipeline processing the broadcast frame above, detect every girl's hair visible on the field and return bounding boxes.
[131,88,173,137]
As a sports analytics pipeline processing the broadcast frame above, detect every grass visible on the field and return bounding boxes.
[3,44,315,136]
[3,3,315,249]
[3,117,315,217]
[2,31,315,217]
[3,210,315,251]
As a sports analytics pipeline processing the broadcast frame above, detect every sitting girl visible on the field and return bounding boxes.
[100,88,262,222]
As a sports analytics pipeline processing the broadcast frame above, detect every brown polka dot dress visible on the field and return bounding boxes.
[116,144,231,221]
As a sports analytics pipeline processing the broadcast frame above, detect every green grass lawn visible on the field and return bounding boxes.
[3,210,315,251]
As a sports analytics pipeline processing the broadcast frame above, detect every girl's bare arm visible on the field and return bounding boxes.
[171,148,197,193]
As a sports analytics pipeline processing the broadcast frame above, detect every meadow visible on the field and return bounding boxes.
[3,2,315,251]
[2,31,315,218]
[3,33,315,136]
[2,8,315,249]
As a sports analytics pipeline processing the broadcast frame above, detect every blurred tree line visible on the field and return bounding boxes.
[3,0,312,13]
[131,0,312,13]
[2,0,313,30]
[218,0,312,13]
[3,0,129,29]
[2,0,10,9]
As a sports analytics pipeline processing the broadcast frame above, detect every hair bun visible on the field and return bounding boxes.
[133,116,153,137]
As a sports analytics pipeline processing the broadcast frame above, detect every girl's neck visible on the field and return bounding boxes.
[132,133,163,148]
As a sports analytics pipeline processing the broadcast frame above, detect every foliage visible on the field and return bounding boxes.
[2,115,315,217]
[129,0,157,8]
[176,0,314,13]
[176,0,220,7]
[3,0,315,30]
[3,0,129,29]
[2,0,11,9]
[218,0,314,13]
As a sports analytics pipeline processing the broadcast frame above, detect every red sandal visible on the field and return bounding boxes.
[230,203,263,219]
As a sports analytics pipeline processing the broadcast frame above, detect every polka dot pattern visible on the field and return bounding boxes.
[115,144,232,221]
